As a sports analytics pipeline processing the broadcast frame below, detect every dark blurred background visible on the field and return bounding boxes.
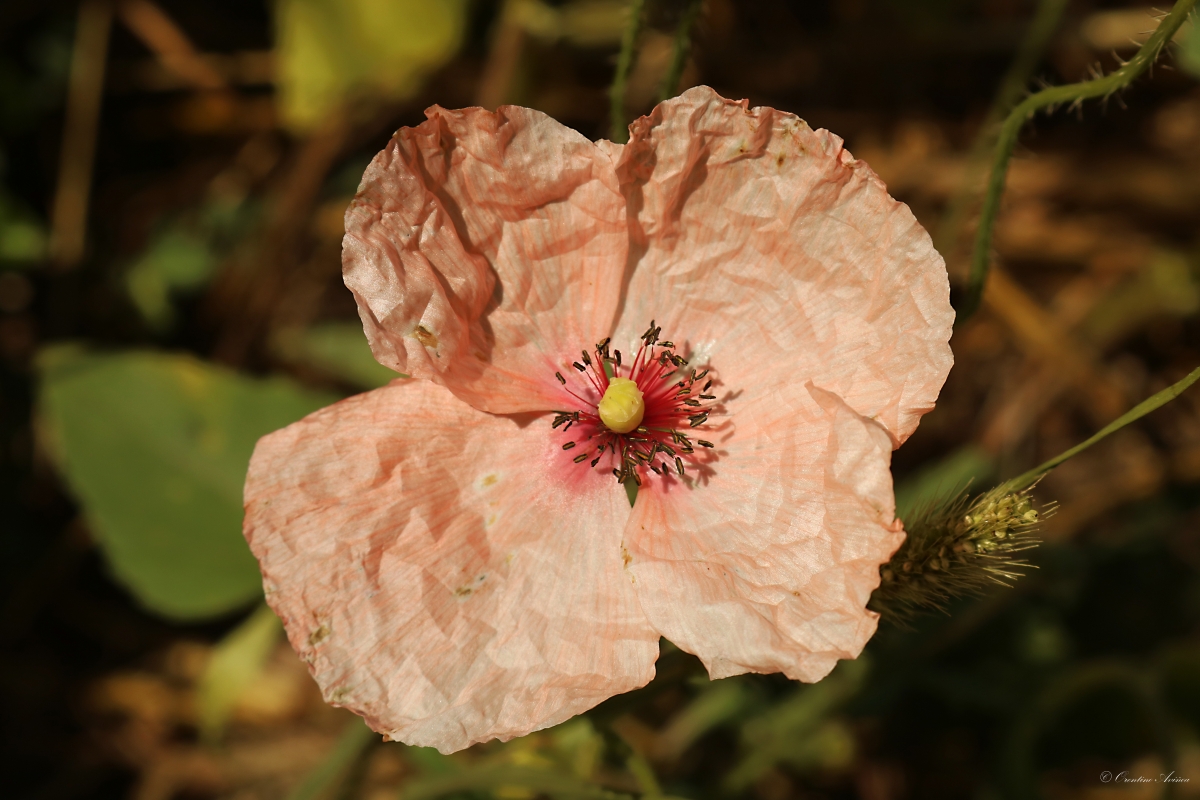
[4,1,1200,798]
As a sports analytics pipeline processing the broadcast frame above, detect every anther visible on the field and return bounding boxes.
[573,362,586,372]
[555,372,566,385]
[581,351,591,366]
[573,453,589,463]
[562,442,576,450]
[698,440,714,448]
[675,457,685,476]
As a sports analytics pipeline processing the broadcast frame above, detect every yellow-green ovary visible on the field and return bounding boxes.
[598,377,645,434]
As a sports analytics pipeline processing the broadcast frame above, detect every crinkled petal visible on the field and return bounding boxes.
[624,384,904,682]
[243,381,659,753]
[611,86,953,444]
[344,105,627,414]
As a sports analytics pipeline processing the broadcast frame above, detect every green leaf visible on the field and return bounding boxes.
[0,191,48,264]
[273,322,400,389]
[401,765,635,800]
[275,0,469,132]
[126,226,219,328]
[37,347,336,619]
[894,445,995,523]
[287,719,378,800]
[197,603,284,741]
[724,659,867,791]
[1179,11,1200,79]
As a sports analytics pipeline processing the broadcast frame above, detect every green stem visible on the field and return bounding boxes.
[610,0,647,143]
[934,0,1068,257]
[287,720,377,800]
[401,766,635,800]
[657,0,704,102]
[960,0,1197,320]
[1000,366,1200,493]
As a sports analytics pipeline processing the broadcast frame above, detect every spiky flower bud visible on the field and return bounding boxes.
[870,485,1049,623]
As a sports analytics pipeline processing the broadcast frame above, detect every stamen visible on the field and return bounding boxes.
[549,322,721,485]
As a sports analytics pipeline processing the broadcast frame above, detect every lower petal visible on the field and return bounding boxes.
[623,384,903,682]
[244,380,659,753]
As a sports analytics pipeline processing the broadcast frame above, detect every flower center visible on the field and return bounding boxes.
[551,321,718,486]
[597,378,644,433]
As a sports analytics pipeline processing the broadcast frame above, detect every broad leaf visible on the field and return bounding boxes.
[275,0,469,131]
[38,347,336,619]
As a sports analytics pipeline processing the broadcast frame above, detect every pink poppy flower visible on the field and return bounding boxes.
[243,86,954,754]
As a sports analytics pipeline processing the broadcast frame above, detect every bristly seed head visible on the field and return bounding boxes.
[549,321,720,486]
[870,485,1048,624]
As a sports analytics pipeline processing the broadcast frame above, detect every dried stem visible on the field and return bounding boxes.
[50,0,114,270]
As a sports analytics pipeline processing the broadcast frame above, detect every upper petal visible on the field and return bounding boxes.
[243,380,659,753]
[623,383,904,682]
[344,105,628,414]
[610,86,953,444]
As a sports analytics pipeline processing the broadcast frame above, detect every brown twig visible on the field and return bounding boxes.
[476,0,527,109]
[116,0,227,91]
[49,0,114,270]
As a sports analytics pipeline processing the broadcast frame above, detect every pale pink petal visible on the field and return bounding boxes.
[610,85,953,445]
[243,381,659,753]
[624,384,904,682]
[343,105,628,414]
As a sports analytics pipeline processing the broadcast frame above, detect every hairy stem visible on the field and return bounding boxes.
[960,0,1197,319]
[935,0,1068,261]
[657,0,704,102]
[609,0,647,143]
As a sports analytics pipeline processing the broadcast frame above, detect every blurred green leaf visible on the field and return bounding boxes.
[37,347,336,619]
[288,719,378,800]
[126,226,218,328]
[401,765,635,800]
[274,322,400,389]
[0,191,48,264]
[894,445,995,523]
[654,680,754,762]
[275,0,469,132]
[1179,11,1200,79]
[725,659,867,791]
[1077,250,1200,348]
[198,603,283,741]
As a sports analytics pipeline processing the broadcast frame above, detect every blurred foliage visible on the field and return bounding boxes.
[273,321,400,389]
[275,0,470,131]
[1180,11,1200,79]
[3,0,1200,799]
[197,602,283,741]
[37,347,334,618]
[125,198,259,328]
[0,190,48,264]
